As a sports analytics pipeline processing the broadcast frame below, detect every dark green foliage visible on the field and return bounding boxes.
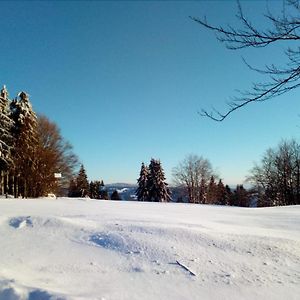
[89,180,102,199]
[206,176,218,204]
[68,165,89,197]
[216,179,227,205]
[136,162,149,201]
[233,185,250,207]
[76,165,89,197]
[111,190,121,200]
[100,189,109,200]
[147,158,171,202]
[225,185,232,206]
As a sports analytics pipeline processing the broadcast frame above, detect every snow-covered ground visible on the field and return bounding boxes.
[0,198,299,300]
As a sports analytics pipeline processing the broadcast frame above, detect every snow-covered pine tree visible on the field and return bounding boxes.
[10,91,39,198]
[76,165,89,197]
[147,159,171,202]
[0,86,14,195]
[136,162,149,201]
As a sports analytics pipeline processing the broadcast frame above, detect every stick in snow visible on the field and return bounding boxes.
[176,260,197,276]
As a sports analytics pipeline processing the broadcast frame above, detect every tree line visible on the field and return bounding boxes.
[0,85,78,198]
[68,164,121,200]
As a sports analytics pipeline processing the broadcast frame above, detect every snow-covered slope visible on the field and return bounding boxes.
[0,198,299,300]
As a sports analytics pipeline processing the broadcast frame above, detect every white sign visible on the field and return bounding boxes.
[54,173,62,178]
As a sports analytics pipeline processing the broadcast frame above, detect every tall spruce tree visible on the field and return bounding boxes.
[147,159,171,202]
[76,164,89,197]
[136,162,149,201]
[206,176,218,204]
[216,179,227,205]
[10,92,39,198]
[0,86,13,195]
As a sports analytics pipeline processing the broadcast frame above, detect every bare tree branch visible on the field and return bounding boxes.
[191,0,300,121]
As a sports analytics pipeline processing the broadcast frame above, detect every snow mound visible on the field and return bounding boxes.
[89,232,140,254]
[0,282,65,300]
[9,216,33,229]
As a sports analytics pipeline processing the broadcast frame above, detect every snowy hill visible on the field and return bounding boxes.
[0,198,299,299]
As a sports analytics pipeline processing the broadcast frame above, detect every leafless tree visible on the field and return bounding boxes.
[191,0,300,121]
[172,154,216,203]
[248,139,300,206]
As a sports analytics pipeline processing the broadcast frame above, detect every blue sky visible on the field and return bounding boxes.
[1,1,299,185]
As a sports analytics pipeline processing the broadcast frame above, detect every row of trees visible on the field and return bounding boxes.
[0,85,78,198]
[136,159,171,202]
[172,154,251,206]
[68,165,121,200]
[248,139,300,206]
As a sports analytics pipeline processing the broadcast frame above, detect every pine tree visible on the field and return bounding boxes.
[216,179,226,205]
[111,190,121,200]
[136,162,149,201]
[10,91,39,198]
[68,178,77,197]
[233,185,249,207]
[225,185,232,206]
[206,176,217,204]
[89,180,102,199]
[147,159,171,202]
[76,165,89,197]
[0,86,13,195]
[199,178,206,204]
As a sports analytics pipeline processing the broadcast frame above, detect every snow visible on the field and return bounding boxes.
[0,198,299,300]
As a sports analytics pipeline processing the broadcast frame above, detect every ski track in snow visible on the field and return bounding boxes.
[0,198,299,299]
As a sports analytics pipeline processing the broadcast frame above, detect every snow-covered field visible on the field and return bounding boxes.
[0,198,299,300]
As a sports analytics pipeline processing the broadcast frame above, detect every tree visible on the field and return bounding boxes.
[75,165,89,197]
[111,190,121,200]
[216,179,227,205]
[147,158,171,202]
[33,115,78,197]
[225,185,233,206]
[248,139,300,206]
[191,0,300,121]
[89,180,102,199]
[233,185,250,207]
[172,154,216,203]
[206,176,218,204]
[10,91,39,198]
[136,162,149,201]
[0,86,13,194]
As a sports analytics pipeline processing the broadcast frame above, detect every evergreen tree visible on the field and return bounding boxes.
[0,86,13,195]
[206,176,217,204]
[89,180,102,199]
[76,165,89,197]
[147,158,171,202]
[68,178,77,197]
[10,91,39,198]
[225,185,232,206]
[233,185,250,207]
[199,178,206,204]
[111,190,121,200]
[216,179,227,205]
[136,162,149,201]
[100,189,109,200]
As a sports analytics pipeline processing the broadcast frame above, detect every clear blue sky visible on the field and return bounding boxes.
[1,1,299,185]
